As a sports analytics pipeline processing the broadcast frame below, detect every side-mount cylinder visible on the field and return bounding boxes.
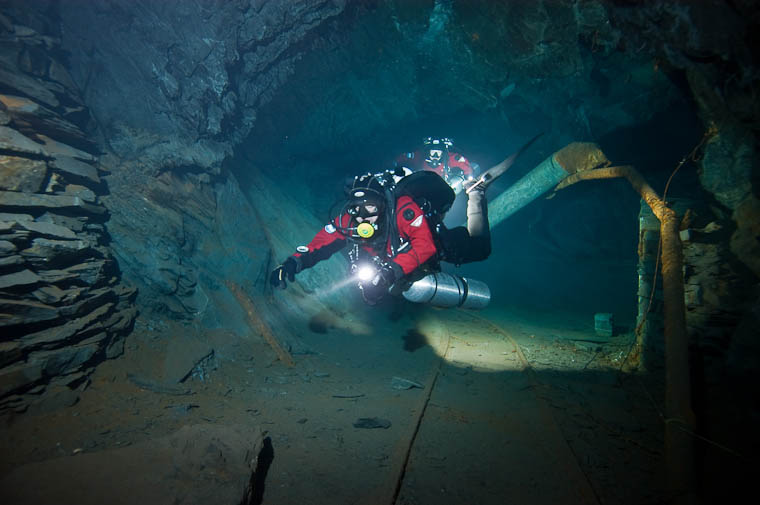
[401,272,490,309]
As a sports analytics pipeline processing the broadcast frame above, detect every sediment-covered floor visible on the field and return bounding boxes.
[1,303,665,505]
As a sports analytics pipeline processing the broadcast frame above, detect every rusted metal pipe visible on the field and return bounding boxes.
[553,161,696,505]
[488,142,610,228]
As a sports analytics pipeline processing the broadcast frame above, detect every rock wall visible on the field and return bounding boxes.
[0,0,351,413]
[58,0,346,176]
[615,0,760,384]
[0,5,136,412]
[608,0,760,278]
[2,0,757,415]
[49,0,348,320]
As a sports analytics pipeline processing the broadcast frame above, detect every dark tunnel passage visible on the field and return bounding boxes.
[234,15,706,331]
[1,1,758,504]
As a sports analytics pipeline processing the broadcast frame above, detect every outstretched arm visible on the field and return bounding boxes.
[270,216,348,289]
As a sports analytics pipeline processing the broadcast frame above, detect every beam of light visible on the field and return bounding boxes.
[312,274,359,299]
[414,313,523,373]
[312,262,377,300]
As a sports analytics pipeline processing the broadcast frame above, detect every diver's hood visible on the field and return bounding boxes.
[332,185,389,245]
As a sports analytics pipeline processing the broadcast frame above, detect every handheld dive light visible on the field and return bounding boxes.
[355,264,377,282]
[351,256,385,285]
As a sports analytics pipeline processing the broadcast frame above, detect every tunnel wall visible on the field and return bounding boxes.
[0,6,136,412]
[1,0,758,421]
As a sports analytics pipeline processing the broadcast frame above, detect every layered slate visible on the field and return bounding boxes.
[0,8,136,412]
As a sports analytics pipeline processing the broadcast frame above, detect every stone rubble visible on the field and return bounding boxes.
[0,9,136,413]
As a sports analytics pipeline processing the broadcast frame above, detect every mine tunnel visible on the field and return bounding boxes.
[1,1,758,504]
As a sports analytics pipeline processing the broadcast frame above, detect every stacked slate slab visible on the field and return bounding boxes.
[636,200,665,367]
[636,197,740,373]
[0,9,136,412]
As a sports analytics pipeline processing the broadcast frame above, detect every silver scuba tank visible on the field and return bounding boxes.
[401,272,490,310]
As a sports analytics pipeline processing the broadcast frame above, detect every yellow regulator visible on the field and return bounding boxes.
[356,222,375,239]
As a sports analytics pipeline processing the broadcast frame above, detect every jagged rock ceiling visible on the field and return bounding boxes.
[1,0,758,414]
[247,0,679,161]
[58,0,347,173]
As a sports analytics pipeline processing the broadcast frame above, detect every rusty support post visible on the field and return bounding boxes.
[659,208,696,505]
[554,159,696,504]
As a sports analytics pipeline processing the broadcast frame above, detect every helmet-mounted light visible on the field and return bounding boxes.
[423,137,454,148]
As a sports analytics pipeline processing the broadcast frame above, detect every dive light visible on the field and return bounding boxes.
[350,262,491,310]
[355,264,377,282]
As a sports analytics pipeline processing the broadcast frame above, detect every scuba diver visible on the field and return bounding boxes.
[394,136,492,262]
[269,168,492,307]
[270,135,541,308]
[271,171,440,305]
[394,137,479,195]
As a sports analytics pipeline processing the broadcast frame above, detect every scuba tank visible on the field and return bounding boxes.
[401,272,490,309]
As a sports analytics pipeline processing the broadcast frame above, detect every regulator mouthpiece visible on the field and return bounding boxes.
[356,222,375,239]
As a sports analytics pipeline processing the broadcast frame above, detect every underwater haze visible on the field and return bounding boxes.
[1,1,757,505]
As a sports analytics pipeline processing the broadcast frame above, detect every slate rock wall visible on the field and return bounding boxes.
[57,0,346,176]
[619,1,760,388]
[608,0,760,279]
[46,0,348,320]
[0,4,136,412]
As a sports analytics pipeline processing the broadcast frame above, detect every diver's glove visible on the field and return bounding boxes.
[376,262,399,287]
[270,257,299,289]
